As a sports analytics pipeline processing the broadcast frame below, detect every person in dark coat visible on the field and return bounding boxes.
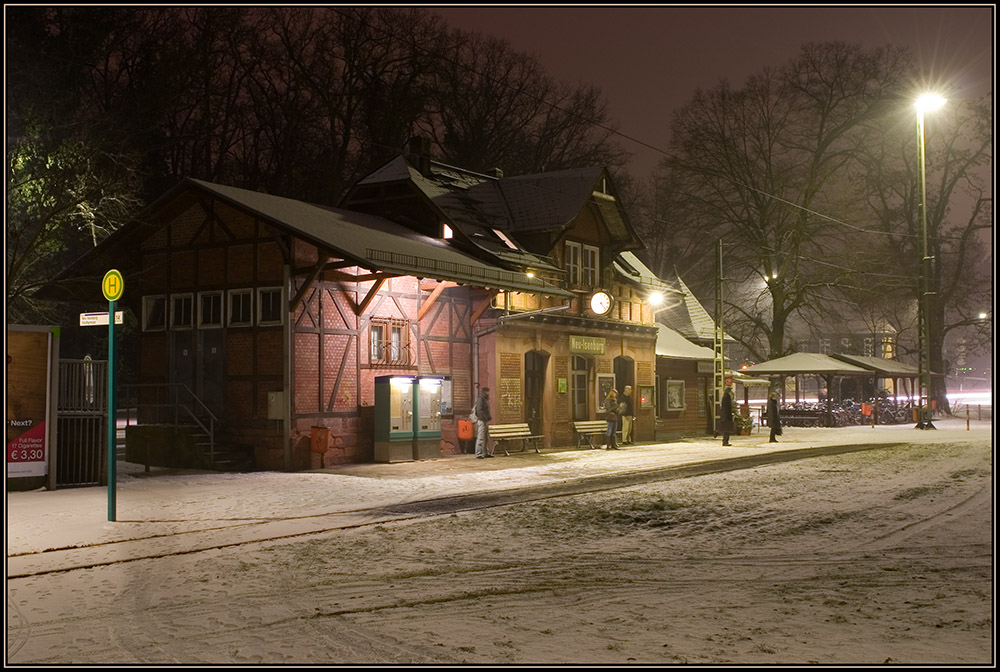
[720,387,734,446]
[767,391,783,443]
[474,387,493,458]
[603,388,620,450]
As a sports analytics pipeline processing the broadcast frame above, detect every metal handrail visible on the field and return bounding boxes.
[120,383,217,463]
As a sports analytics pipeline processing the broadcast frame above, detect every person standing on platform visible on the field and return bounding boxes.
[474,386,493,459]
[720,387,734,446]
[621,385,636,445]
[604,388,620,450]
[767,391,783,443]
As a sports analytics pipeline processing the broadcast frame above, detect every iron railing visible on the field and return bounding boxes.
[120,383,218,463]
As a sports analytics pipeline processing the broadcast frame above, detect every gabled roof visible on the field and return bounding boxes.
[745,353,871,376]
[355,156,639,263]
[655,324,717,360]
[832,354,921,377]
[42,178,573,300]
[614,252,681,295]
[656,273,735,343]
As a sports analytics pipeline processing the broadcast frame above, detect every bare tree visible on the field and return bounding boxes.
[855,95,993,412]
[649,42,912,362]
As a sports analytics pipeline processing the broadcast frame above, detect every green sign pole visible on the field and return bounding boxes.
[107,298,117,521]
[102,269,123,522]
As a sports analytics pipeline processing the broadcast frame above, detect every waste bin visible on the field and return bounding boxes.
[457,419,474,454]
[311,426,330,466]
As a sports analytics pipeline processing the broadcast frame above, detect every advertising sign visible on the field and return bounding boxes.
[7,328,54,478]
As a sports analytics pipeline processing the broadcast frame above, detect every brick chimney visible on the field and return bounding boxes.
[408,136,432,177]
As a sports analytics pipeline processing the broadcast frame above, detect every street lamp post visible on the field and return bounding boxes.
[914,93,945,429]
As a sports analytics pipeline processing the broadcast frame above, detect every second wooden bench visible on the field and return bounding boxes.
[488,423,544,456]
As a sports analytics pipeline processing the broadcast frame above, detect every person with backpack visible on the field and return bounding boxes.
[473,386,493,459]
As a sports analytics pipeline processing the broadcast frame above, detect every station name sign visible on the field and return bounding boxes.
[79,312,124,327]
[569,335,605,355]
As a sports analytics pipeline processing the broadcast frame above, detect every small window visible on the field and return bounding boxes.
[171,294,193,330]
[143,295,166,331]
[582,245,599,287]
[370,318,409,365]
[565,241,581,285]
[442,223,454,239]
[819,338,831,355]
[493,229,518,249]
[864,337,874,357]
[258,287,283,326]
[229,290,253,327]
[199,292,223,328]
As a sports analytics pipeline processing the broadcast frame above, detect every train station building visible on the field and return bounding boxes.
[45,141,720,471]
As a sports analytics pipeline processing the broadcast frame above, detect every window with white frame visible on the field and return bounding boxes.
[863,337,874,357]
[582,245,599,287]
[797,339,809,353]
[819,338,831,354]
[228,289,253,327]
[171,294,193,330]
[143,295,166,331]
[258,287,283,326]
[565,241,580,285]
[199,292,223,328]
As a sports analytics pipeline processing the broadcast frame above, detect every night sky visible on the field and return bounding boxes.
[433,5,995,178]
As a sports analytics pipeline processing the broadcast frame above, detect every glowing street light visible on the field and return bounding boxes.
[914,93,946,429]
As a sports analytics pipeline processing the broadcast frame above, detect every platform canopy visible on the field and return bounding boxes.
[745,352,870,376]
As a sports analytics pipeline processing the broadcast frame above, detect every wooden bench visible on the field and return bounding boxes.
[488,423,544,456]
[572,420,612,449]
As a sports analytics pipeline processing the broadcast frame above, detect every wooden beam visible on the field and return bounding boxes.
[290,255,329,312]
[356,277,387,316]
[417,281,448,321]
[470,292,497,325]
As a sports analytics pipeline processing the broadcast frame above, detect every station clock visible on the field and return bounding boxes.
[590,291,614,316]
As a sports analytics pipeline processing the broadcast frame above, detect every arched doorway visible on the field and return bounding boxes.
[525,351,549,435]
[614,356,634,395]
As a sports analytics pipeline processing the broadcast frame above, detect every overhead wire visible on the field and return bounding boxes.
[329,6,974,244]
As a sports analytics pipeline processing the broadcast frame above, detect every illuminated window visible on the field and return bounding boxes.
[442,223,454,239]
[493,229,518,249]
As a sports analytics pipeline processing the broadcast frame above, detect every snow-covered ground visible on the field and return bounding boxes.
[6,419,993,665]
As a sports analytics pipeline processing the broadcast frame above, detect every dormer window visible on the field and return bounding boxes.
[582,245,599,286]
[565,241,580,285]
[493,229,518,249]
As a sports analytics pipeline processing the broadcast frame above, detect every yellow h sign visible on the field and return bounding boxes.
[102,269,124,302]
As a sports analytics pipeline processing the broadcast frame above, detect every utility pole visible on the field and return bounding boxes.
[713,239,725,436]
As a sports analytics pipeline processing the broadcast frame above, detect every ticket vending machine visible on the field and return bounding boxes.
[374,376,442,462]
[413,376,443,460]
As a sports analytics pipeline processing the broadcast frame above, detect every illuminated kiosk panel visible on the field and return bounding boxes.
[374,375,415,463]
[414,376,443,460]
[373,376,443,462]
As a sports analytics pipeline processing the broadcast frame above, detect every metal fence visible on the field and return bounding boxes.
[56,359,107,487]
